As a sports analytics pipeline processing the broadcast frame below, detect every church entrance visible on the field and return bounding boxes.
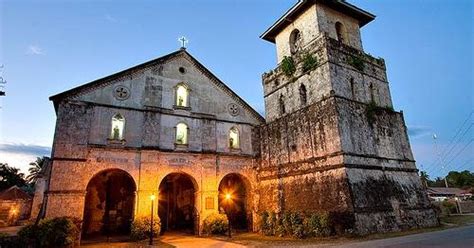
[158,173,197,234]
[218,173,249,231]
[82,169,136,239]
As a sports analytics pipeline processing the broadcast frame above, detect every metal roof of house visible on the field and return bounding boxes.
[0,186,32,200]
[427,187,471,196]
[260,0,376,43]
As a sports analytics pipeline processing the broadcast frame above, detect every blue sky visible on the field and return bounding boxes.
[0,0,472,178]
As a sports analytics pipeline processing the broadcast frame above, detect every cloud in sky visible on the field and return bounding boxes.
[104,14,118,23]
[408,125,433,139]
[0,142,51,174]
[26,45,45,55]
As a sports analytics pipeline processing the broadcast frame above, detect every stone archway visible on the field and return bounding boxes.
[158,173,198,234]
[82,169,136,238]
[218,173,250,231]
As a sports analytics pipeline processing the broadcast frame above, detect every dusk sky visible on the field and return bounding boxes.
[0,0,472,178]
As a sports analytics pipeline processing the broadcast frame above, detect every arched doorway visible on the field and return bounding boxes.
[218,173,250,231]
[82,169,136,238]
[158,173,197,234]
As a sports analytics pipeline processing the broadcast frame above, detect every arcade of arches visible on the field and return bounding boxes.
[81,170,252,238]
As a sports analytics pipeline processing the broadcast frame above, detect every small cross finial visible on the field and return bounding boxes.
[178,36,188,49]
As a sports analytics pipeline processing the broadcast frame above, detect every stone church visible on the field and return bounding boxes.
[38,0,437,239]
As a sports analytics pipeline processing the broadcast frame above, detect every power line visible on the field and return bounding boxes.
[453,158,474,172]
[443,138,474,170]
[440,123,473,171]
[427,111,473,174]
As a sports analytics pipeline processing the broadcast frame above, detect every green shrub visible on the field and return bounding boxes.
[442,201,458,215]
[260,211,345,239]
[302,53,319,72]
[281,56,296,76]
[260,211,270,234]
[293,224,306,239]
[347,55,365,71]
[18,217,80,248]
[130,216,161,241]
[202,213,229,235]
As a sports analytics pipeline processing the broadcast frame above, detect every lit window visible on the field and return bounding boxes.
[229,127,240,149]
[111,114,125,140]
[176,84,188,107]
[176,123,188,145]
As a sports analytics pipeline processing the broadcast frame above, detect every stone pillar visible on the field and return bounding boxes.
[45,191,86,220]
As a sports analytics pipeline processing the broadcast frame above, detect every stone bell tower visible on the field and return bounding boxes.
[257,0,437,234]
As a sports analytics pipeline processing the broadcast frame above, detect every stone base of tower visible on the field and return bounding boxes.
[347,168,439,234]
[257,96,439,235]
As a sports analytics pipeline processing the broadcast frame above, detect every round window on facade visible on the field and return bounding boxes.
[179,67,186,74]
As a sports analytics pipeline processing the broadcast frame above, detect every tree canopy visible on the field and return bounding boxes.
[0,163,26,191]
[420,170,474,189]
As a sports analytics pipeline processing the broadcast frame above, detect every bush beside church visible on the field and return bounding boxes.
[259,211,355,239]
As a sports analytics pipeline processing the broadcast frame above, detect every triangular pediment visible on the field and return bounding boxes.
[50,49,264,124]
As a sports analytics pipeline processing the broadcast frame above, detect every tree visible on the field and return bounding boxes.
[26,157,46,185]
[419,171,429,188]
[446,170,474,188]
[0,163,26,191]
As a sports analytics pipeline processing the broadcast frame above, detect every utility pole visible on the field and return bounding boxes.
[0,65,6,97]
[433,134,449,188]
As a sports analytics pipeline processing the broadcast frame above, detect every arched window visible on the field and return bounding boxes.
[369,83,375,102]
[299,84,307,106]
[350,78,356,99]
[289,29,302,55]
[175,84,189,107]
[176,123,188,145]
[335,22,347,43]
[229,127,240,149]
[111,114,125,140]
[279,94,286,115]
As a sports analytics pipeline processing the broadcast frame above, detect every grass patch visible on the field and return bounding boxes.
[230,215,474,247]
[440,215,474,226]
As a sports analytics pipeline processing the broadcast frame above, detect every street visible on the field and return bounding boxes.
[325,225,474,248]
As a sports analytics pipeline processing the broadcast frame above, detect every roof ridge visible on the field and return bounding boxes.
[49,49,265,123]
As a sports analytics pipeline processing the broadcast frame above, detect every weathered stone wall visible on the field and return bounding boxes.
[315,4,363,50]
[45,147,259,234]
[44,51,263,236]
[275,4,319,63]
[273,2,364,63]
[335,97,437,233]
[263,34,391,123]
[257,97,353,214]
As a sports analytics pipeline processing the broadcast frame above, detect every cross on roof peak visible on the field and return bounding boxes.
[178,36,188,49]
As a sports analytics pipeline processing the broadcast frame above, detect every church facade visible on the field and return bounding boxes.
[41,0,437,238]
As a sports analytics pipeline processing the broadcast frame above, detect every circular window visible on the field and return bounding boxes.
[289,29,302,54]
[179,67,186,74]
[227,103,240,116]
[113,85,130,100]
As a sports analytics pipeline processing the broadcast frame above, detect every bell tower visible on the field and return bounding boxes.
[257,0,437,235]
[261,0,395,122]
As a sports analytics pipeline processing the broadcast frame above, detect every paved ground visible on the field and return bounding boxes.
[324,225,474,248]
[5,223,471,247]
[0,225,22,236]
[82,226,474,247]
[82,233,245,247]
